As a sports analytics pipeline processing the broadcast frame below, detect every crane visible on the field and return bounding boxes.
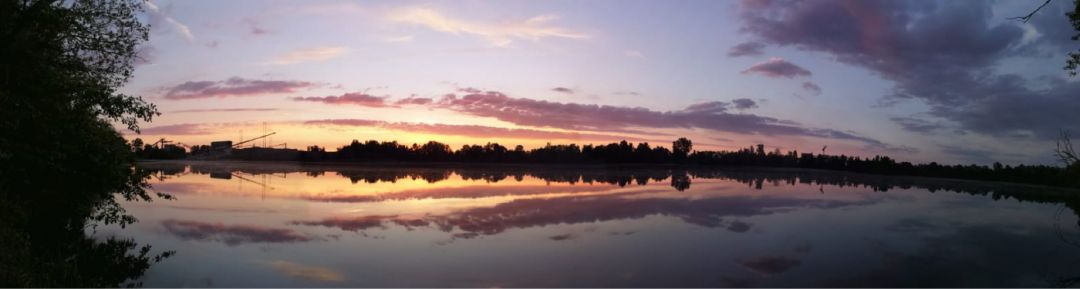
[232,132,276,148]
[151,138,172,148]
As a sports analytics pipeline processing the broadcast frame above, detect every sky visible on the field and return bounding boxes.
[123,0,1080,165]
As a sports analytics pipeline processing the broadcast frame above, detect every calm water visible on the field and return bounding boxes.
[104,161,1080,287]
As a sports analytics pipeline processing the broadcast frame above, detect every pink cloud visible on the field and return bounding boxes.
[393,96,434,105]
[291,92,390,107]
[162,77,317,100]
[303,119,648,141]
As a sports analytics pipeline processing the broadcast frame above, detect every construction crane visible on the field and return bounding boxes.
[151,138,172,148]
[232,132,276,148]
[270,142,288,149]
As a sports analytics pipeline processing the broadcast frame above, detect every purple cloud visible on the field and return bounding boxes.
[292,92,390,107]
[741,57,812,78]
[737,256,802,275]
[736,0,1080,139]
[552,87,575,94]
[732,98,758,110]
[161,219,315,246]
[801,81,822,96]
[432,89,906,151]
[728,41,766,57]
[162,77,317,100]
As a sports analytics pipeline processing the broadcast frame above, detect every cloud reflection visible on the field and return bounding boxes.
[161,219,315,246]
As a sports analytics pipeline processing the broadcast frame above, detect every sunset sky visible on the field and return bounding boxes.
[123,0,1080,165]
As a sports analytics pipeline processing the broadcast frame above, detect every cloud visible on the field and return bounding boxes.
[728,41,766,57]
[268,46,349,65]
[801,81,822,96]
[292,192,884,237]
[162,77,317,100]
[551,87,575,94]
[393,96,434,105]
[737,256,802,275]
[433,89,906,151]
[549,233,578,241]
[732,98,758,110]
[145,1,194,41]
[890,116,947,133]
[291,215,392,232]
[264,261,344,282]
[736,0,1080,140]
[303,119,646,141]
[243,17,270,36]
[624,50,645,59]
[170,108,280,113]
[138,123,215,135]
[741,57,812,78]
[386,7,588,47]
[160,219,315,246]
[292,92,390,107]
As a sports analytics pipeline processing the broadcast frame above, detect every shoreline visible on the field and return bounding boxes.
[136,159,1080,191]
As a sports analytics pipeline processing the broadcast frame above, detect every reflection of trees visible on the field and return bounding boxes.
[1,167,172,287]
[147,163,1080,213]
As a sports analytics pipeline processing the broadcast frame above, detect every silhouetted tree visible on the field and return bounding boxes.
[673,137,692,160]
[1,1,169,286]
[1011,0,1080,75]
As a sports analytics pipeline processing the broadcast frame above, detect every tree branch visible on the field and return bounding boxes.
[1010,0,1055,23]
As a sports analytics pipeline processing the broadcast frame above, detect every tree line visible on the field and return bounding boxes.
[130,137,1080,188]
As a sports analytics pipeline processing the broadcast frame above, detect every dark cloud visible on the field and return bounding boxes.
[160,219,315,246]
[162,77,317,100]
[741,57,812,78]
[434,89,909,151]
[801,81,822,96]
[728,41,767,57]
[939,144,1038,165]
[736,0,1080,139]
[170,108,279,113]
[548,233,578,241]
[736,256,802,275]
[292,92,390,107]
[890,116,946,133]
[552,87,575,94]
[732,98,758,110]
[727,220,752,232]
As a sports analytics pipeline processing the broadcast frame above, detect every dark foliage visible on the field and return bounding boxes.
[289,138,1080,189]
[0,0,169,286]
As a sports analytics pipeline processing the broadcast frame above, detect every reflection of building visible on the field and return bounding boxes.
[209,172,232,180]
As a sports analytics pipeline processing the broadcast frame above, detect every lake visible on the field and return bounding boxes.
[104,161,1080,287]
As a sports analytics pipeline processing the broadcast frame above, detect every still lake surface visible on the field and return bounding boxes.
[105,161,1080,287]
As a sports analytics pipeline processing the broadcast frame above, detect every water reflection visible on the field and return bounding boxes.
[120,161,1080,287]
